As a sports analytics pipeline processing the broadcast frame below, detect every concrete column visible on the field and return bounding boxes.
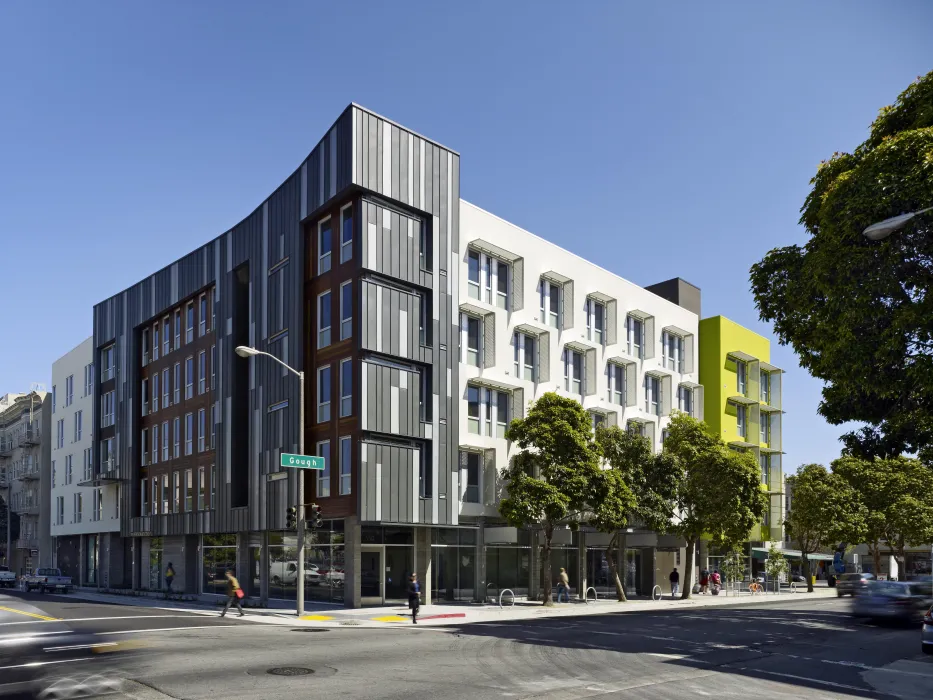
[259,530,270,605]
[474,520,486,603]
[528,535,539,601]
[577,530,587,600]
[343,516,361,608]
[415,526,432,606]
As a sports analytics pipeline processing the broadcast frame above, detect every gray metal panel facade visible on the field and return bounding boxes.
[359,441,418,524]
[360,361,424,439]
[359,279,430,364]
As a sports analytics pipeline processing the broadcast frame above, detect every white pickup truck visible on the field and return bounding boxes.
[0,565,15,588]
[23,568,72,594]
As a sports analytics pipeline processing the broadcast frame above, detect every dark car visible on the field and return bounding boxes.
[922,605,933,655]
[853,580,932,624]
[836,572,874,597]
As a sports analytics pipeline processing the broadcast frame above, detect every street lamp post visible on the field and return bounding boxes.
[235,345,306,616]
[862,206,933,241]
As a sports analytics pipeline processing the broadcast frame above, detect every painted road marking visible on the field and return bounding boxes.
[96,625,239,635]
[371,615,409,623]
[299,615,335,621]
[0,605,59,621]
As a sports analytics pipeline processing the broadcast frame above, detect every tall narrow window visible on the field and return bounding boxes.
[736,403,747,438]
[461,451,480,503]
[564,349,583,395]
[318,219,332,274]
[210,404,216,450]
[185,469,193,512]
[540,281,560,328]
[483,256,492,304]
[467,385,480,434]
[211,344,216,390]
[760,372,771,404]
[496,261,509,309]
[101,345,115,381]
[152,476,159,515]
[340,205,353,264]
[736,360,747,395]
[760,453,770,486]
[627,315,643,358]
[513,332,535,381]
[198,351,206,394]
[173,417,180,458]
[173,362,181,404]
[174,309,181,348]
[199,294,207,337]
[484,388,493,436]
[173,471,180,513]
[141,481,148,517]
[662,331,684,372]
[340,281,352,340]
[645,375,660,416]
[587,299,605,344]
[162,420,169,461]
[152,373,159,412]
[152,323,159,362]
[185,412,193,455]
[317,440,331,497]
[141,378,149,416]
[467,250,480,300]
[760,412,770,444]
[185,356,194,399]
[162,368,170,408]
[151,424,159,465]
[677,386,693,415]
[339,436,352,495]
[161,473,169,514]
[467,315,481,367]
[608,363,625,405]
[84,364,94,396]
[163,316,171,355]
[318,291,332,348]
[198,466,206,510]
[74,410,83,441]
[186,302,194,343]
[198,408,206,452]
[317,365,331,422]
[142,329,150,366]
[496,391,510,438]
[340,359,352,418]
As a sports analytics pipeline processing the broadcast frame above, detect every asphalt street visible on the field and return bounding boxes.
[1,591,930,699]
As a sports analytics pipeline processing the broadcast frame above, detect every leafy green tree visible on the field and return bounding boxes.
[833,456,933,578]
[764,543,789,591]
[662,413,768,599]
[784,464,865,592]
[590,426,678,601]
[499,392,602,606]
[749,71,933,459]
[719,547,746,593]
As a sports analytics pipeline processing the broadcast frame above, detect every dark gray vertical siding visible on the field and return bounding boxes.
[359,441,415,523]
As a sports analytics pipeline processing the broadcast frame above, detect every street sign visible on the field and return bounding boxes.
[280,453,325,470]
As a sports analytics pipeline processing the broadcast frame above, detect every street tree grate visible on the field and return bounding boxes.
[267,667,315,676]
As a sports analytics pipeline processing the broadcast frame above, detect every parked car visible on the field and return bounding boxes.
[836,572,874,597]
[922,605,933,655]
[23,568,72,594]
[852,580,931,624]
[0,565,16,588]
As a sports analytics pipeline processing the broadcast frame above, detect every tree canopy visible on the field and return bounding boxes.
[749,71,933,459]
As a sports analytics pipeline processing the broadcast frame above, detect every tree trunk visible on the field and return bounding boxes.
[605,532,627,602]
[681,538,696,599]
[803,554,813,593]
[541,524,554,606]
[871,541,882,579]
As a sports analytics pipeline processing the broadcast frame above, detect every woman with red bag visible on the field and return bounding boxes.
[220,569,246,617]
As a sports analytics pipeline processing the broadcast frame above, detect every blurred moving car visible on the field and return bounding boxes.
[853,580,931,624]
[836,572,874,597]
[23,568,72,594]
[0,566,16,588]
[922,605,933,655]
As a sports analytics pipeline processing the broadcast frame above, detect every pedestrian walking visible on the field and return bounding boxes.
[711,569,722,595]
[699,568,710,594]
[557,568,570,603]
[408,573,421,624]
[669,567,680,599]
[165,562,175,594]
[220,569,245,617]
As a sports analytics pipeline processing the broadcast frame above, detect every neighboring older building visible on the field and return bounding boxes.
[51,337,124,587]
[0,389,51,574]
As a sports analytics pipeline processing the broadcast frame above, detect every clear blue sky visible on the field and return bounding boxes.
[1,1,931,471]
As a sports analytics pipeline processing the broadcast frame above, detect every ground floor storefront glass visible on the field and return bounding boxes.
[431,528,476,602]
[486,547,531,599]
[147,537,163,591]
[360,526,414,603]
[85,534,99,586]
[202,534,237,595]
[268,521,345,604]
[549,545,578,597]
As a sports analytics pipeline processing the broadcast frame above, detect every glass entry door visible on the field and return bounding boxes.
[361,547,383,604]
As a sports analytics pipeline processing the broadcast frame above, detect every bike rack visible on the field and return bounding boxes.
[584,586,598,604]
[486,582,497,604]
[789,581,798,594]
[499,588,515,609]
[651,584,663,601]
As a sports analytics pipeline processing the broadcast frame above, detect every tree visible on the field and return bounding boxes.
[764,543,789,592]
[590,426,678,601]
[784,464,865,592]
[662,413,768,599]
[833,456,933,578]
[499,392,602,606]
[719,547,746,594]
[749,71,933,459]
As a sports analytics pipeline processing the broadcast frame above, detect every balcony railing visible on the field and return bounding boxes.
[22,427,40,446]
[15,538,38,551]
[14,462,40,480]
[0,439,13,457]
[11,500,39,515]
[101,365,115,382]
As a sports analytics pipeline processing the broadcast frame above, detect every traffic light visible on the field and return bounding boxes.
[285,506,297,530]
[309,503,323,529]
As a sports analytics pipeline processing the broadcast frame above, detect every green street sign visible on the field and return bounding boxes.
[280,453,325,470]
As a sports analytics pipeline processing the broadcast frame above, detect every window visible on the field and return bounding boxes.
[661,428,670,444]
[173,417,180,458]
[199,294,207,337]
[84,363,93,396]
[628,420,646,438]
[645,375,660,416]
[74,410,82,441]
[467,250,481,300]
[339,436,352,495]
[736,360,747,395]
[607,363,625,405]
[464,314,481,367]
[174,309,181,348]
[56,497,64,526]
[340,204,353,264]
[483,255,493,304]
[662,331,685,372]
[82,448,91,481]
[586,299,605,344]
[141,378,149,416]
[198,351,206,394]
[496,260,509,309]
[210,404,216,450]
[760,412,770,444]
[152,373,159,412]
[162,368,170,408]
[65,454,73,484]
[52,385,56,413]
[151,476,159,515]
[497,391,510,438]
[174,363,181,404]
[152,323,160,361]
[211,344,216,390]
[102,391,115,428]
[151,423,159,465]
[339,359,352,417]
[163,316,171,355]
[52,460,56,487]
[736,403,747,438]
[141,480,149,517]
[540,280,560,328]
[760,372,771,404]
[760,453,771,486]
[317,440,331,497]
[186,302,195,342]
[185,413,193,455]
[210,464,216,508]
[185,469,193,512]
[100,437,114,471]
[162,474,169,514]
[340,281,352,340]
[318,291,332,348]
[212,287,217,332]
[74,492,82,523]
[57,419,64,448]
[65,375,74,406]
[101,345,115,381]
[172,471,180,512]
[677,386,693,416]
[513,332,536,381]
[626,315,643,358]
[142,328,150,366]
[198,408,206,452]
[591,412,607,432]
[318,218,332,274]
[467,385,480,434]
[461,451,480,503]
[93,489,103,522]
[317,365,331,422]
[198,467,206,510]
[185,356,194,399]
[564,349,583,395]
[162,420,169,461]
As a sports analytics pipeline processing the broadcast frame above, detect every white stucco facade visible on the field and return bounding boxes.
[456,201,702,520]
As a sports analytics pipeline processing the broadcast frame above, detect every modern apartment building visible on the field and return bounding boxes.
[90,104,705,606]
[0,390,51,574]
[51,337,123,586]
